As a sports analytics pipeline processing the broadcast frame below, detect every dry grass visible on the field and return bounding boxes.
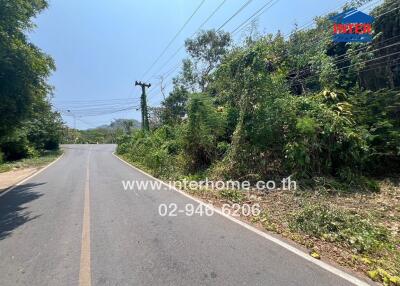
[186,178,400,285]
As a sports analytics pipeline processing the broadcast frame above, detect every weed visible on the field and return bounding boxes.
[289,203,392,254]
[219,189,245,203]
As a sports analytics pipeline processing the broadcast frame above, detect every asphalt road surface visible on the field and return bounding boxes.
[0,144,371,286]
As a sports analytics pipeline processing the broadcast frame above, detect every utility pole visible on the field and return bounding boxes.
[66,110,77,144]
[135,81,151,131]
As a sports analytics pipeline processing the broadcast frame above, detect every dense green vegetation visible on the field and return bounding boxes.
[117,2,400,281]
[117,0,400,191]
[0,0,63,165]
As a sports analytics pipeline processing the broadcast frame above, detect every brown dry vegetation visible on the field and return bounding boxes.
[184,178,400,285]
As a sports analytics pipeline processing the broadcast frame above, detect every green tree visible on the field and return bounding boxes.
[26,98,63,151]
[0,0,55,144]
[160,85,189,125]
[179,29,231,92]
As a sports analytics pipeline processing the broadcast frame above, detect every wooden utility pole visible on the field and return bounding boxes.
[135,81,151,131]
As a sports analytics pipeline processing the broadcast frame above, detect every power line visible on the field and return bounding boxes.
[149,0,281,98]
[149,0,392,106]
[227,1,397,87]
[290,50,400,88]
[151,42,400,103]
[290,36,400,80]
[141,0,206,80]
[145,0,254,91]
[55,97,140,103]
[279,0,351,39]
[360,58,400,73]
[337,50,400,71]
[217,0,254,31]
[72,107,137,117]
[286,0,395,51]
[285,0,381,38]
[147,0,228,86]
[147,62,180,96]
[148,0,275,97]
[148,49,400,106]
[330,40,400,67]
[231,0,280,35]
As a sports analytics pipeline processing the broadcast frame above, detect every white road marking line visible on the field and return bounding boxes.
[0,153,64,198]
[113,152,372,286]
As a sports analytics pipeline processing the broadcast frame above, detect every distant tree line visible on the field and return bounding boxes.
[63,119,140,144]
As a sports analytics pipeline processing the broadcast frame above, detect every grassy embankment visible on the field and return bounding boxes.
[0,150,62,173]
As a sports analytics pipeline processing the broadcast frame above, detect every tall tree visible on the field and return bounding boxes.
[160,85,189,125]
[0,0,55,142]
[178,29,231,92]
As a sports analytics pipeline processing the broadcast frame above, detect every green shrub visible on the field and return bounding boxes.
[116,127,183,179]
[290,204,392,254]
[216,141,230,158]
[182,93,226,172]
[212,37,372,181]
[219,189,245,203]
[296,116,319,136]
[116,134,132,154]
[1,131,31,161]
[350,89,400,174]
[280,94,369,179]
[26,146,40,158]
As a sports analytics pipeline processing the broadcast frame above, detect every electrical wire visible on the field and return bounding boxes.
[146,0,228,84]
[231,0,280,35]
[147,0,395,107]
[217,0,254,31]
[287,1,397,52]
[148,0,276,97]
[141,0,207,80]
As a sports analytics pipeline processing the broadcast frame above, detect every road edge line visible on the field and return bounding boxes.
[112,152,371,286]
[0,153,65,198]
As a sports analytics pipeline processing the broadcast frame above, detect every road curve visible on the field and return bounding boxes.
[0,144,371,286]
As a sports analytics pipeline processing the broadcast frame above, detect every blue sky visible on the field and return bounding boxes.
[28,0,376,129]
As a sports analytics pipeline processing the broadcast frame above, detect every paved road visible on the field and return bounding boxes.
[0,144,371,286]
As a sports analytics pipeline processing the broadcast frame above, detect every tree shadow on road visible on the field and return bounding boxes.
[0,183,45,240]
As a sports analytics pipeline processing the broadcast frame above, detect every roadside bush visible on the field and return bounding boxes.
[290,204,392,254]
[117,126,183,179]
[1,130,32,161]
[182,93,226,172]
[0,100,62,162]
[116,134,132,154]
[277,94,369,179]
[350,89,400,174]
[219,189,245,203]
[217,90,371,185]
[211,36,373,184]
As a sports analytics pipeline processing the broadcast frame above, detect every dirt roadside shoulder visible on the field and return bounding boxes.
[0,152,63,194]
